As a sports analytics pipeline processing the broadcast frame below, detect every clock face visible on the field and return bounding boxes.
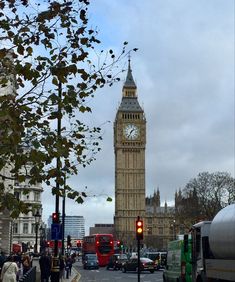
[124,124,140,140]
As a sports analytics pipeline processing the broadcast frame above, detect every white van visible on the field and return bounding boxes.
[130,252,138,258]
[144,251,167,270]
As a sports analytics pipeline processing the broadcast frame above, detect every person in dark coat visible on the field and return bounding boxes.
[59,255,65,282]
[39,252,51,282]
[0,252,6,274]
[65,255,73,276]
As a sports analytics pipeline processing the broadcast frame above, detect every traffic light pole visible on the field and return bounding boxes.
[51,81,62,282]
[137,238,140,282]
[61,175,66,256]
[136,216,143,282]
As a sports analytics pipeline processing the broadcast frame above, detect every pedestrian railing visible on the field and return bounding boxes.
[18,266,36,282]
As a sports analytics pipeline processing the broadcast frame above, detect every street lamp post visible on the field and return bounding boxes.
[9,219,14,254]
[39,226,44,253]
[172,219,176,240]
[34,209,41,254]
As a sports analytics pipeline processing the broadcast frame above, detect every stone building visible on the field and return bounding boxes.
[145,189,176,250]
[113,60,176,251]
[89,224,114,236]
[0,156,43,254]
[0,209,12,254]
[12,177,43,253]
[0,53,17,254]
[0,54,43,254]
[114,58,146,248]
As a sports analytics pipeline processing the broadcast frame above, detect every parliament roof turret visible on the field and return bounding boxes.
[123,56,137,89]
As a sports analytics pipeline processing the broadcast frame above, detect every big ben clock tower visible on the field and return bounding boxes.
[114,58,146,248]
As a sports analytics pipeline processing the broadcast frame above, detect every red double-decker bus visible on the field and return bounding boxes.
[82,234,114,266]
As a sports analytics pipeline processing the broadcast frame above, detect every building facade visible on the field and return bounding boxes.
[0,164,15,254]
[0,155,43,254]
[12,178,43,253]
[0,52,16,254]
[0,53,43,254]
[114,58,146,248]
[89,224,114,236]
[48,215,85,240]
[145,189,176,250]
[114,61,176,251]
[64,216,85,239]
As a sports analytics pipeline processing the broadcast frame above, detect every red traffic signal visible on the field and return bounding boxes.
[52,212,59,223]
[136,217,143,240]
[77,240,82,247]
[117,240,123,250]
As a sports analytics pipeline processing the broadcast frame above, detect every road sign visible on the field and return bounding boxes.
[51,223,62,240]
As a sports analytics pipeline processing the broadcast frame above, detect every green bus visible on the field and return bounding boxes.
[163,235,192,282]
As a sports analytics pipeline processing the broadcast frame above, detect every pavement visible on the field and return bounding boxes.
[22,258,81,282]
[63,265,81,282]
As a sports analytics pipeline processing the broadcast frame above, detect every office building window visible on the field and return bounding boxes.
[14,191,20,200]
[13,223,18,234]
[159,227,163,235]
[23,223,28,234]
[31,223,35,234]
[34,192,40,202]
[147,227,152,235]
[147,218,152,224]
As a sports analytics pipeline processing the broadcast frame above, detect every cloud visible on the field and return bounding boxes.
[42,0,234,235]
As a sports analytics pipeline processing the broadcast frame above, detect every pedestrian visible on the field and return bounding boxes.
[13,252,22,280]
[0,255,19,282]
[39,252,51,282]
[0,252,6,275]
[71,252,76,263]
[65,255,73,277]
[22,254,31,275]
[59,255,65,282]
[14,252,22,267]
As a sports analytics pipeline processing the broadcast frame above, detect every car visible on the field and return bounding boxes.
[144,251,167,270]
[106,253,128,270]
[121,257,155,273]
[83,254,99,270]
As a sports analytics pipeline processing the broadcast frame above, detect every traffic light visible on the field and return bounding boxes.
[52,212,59,223]
[67,235,71,247]
[117,240,120,248]
[77,240,81,247]
[136,218,143,240]
[117,240,124,250]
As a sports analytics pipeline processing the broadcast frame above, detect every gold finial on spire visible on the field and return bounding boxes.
[128,53,131,70]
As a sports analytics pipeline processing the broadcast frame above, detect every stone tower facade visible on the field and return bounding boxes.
[0,54,43,254]
[114,59,146,248]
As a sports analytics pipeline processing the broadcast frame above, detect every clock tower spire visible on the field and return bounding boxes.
[123,56,137,92]
[114,59,146,248]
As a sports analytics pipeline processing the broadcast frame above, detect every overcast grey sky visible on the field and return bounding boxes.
[42,0,234,235]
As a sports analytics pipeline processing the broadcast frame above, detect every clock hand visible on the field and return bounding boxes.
[128,129,134,138]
